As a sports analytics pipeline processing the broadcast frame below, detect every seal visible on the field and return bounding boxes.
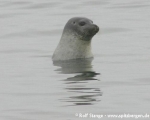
[52,17,99,61]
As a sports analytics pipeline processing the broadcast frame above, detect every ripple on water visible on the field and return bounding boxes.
[53,59,102,106]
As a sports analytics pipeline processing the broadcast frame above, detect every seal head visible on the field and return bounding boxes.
[64,17,99,41]
[52,17,99,61]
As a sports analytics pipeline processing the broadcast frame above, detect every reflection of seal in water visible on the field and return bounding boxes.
[53,58,101,106]
[52,17,99,61]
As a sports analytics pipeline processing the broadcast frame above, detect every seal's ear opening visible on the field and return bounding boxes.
[73,21,76,25]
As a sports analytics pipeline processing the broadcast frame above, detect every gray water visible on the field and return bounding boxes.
[0,0,150,120]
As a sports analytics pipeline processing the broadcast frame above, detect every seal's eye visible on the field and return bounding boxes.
[79,21,86,26]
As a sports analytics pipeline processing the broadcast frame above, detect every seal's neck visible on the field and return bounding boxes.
[52,31,93,61]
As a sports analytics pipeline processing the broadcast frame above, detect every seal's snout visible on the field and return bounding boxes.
[88,24,99,36]
[93,24,99,33]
